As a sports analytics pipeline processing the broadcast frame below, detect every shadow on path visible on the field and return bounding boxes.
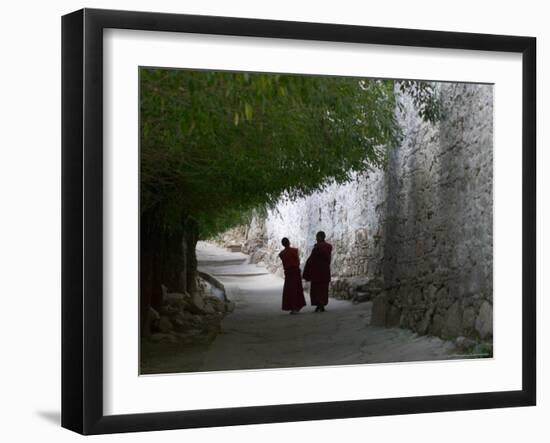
[195,242,458,372]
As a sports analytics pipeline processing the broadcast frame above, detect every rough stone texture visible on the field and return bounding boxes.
[371,294,388,326]
[145,275,232,346]
[217,83,493,341]
[158,316,174,333]
[475,301,493,339]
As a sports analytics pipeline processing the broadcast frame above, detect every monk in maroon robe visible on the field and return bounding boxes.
[303,231,332,312]
[278,237,306,314]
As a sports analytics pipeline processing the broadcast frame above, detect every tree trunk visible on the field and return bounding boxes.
[140,210,200,337]
[140,211,157,337]
[140,247,153,337]
[183,217,199,295]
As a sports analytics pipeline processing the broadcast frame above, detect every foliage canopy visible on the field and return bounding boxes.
[140,69,407,237]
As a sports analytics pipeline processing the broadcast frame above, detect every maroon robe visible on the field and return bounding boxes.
[303,241,332,306]
[278,247,306,311]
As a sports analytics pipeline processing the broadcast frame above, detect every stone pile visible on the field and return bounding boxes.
[147,278,235,345]
[330,276,385,303]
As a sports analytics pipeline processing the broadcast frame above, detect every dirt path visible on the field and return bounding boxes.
[195,242,459,372]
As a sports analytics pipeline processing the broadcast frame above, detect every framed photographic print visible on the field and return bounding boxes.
[61,8,536,435]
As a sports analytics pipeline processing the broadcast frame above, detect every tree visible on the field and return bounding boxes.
[139,68,412,333]
[141,69,400,234]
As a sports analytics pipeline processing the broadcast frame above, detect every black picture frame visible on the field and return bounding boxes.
[61,8,536,435]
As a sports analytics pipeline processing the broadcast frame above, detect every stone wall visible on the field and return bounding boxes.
[216,82,493,341]
[376,83,493,340]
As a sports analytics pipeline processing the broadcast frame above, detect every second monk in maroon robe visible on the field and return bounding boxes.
[303,231,332,310]
[278,238,306,313]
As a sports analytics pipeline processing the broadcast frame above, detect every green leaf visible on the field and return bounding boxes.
[140,68,404,237]
[244,103,253,121]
